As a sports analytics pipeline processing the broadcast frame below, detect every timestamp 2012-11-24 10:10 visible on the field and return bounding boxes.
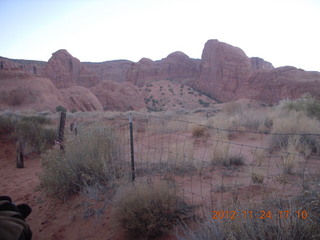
[212,210,309,220]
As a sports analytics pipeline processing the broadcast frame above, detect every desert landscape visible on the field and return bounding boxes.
[1,39,320,239]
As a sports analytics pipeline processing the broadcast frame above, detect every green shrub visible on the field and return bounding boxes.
[40,126,126,199]
[198,99,210,107]
[56,105,67,113]
[112,181,194,239]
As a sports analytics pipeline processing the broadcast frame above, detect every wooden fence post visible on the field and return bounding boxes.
[57,111,66,151]
[16,137,24,168]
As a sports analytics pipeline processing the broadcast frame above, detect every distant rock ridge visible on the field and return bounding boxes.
[126,51,200,87]
[1,39,320,112]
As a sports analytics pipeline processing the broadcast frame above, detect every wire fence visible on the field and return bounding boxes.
[72,112,320,215]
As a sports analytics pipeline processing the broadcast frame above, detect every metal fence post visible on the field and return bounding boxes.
[129,113,135,182]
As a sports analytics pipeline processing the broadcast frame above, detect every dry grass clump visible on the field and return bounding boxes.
[0,114,56,152]
[176,196,320,240]
[112,181,194,239]
[191,125,209,138]
[0,115,15,135]
[278,93,320,120]
[222,101,244,115]
[252,172,264,183]
[40,126,127,200]
[269,110,320,155]
[211,141,244,167]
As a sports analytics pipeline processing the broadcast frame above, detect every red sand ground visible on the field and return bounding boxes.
[1,128,314,239]
[0,136,178,240]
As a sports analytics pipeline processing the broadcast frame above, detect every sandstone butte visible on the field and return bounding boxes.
[0,39,320,112]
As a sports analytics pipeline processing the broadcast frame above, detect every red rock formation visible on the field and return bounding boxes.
[192,39,253,102]
[45,50,99,88]
[0,70,65,111]
[90,80,145,111]
[59,86,103,111]
[250,57,274,71]
[126,52,200,87]
[0,57,46,76]
[83,60,132,83]
[237,66,320,104]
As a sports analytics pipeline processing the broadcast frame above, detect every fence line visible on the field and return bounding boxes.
[70,112,320,214]
[128,113,320,213]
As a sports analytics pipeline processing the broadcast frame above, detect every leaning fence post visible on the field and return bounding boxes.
[57,111,66,151]
[16,137,24,168]
[129,113,135,182]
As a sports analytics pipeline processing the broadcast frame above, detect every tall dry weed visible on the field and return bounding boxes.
[40,126,127,199]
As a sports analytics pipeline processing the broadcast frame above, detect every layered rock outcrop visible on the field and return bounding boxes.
[45,50,99,88]
[0,57,46,76]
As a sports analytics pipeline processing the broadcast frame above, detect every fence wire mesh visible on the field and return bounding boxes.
[115,113,320,214]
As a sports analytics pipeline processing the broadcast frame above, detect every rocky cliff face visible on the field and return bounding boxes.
[250,57,274,71]
[192,39,253,102]
[0,57,46,76]
[126,52,200,87]
[44,50,99,88]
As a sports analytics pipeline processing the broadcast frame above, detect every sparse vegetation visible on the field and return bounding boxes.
[278,93,320,120]
[269,110,320,155]
[0,114,56,152]
[176,198,320,240]
[191,125,208,138]
[40,126,126,199]
[198,99,210,107]
[112,181,194,239]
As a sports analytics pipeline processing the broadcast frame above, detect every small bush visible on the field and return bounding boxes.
[56,105,66,113]
[191,125,208,138]
[223,156,245,167]
[40,126,126,199]
[112,181,194,239]
[252,172,264,183]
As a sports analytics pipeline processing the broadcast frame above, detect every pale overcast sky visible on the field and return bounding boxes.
[1,0,319,71]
